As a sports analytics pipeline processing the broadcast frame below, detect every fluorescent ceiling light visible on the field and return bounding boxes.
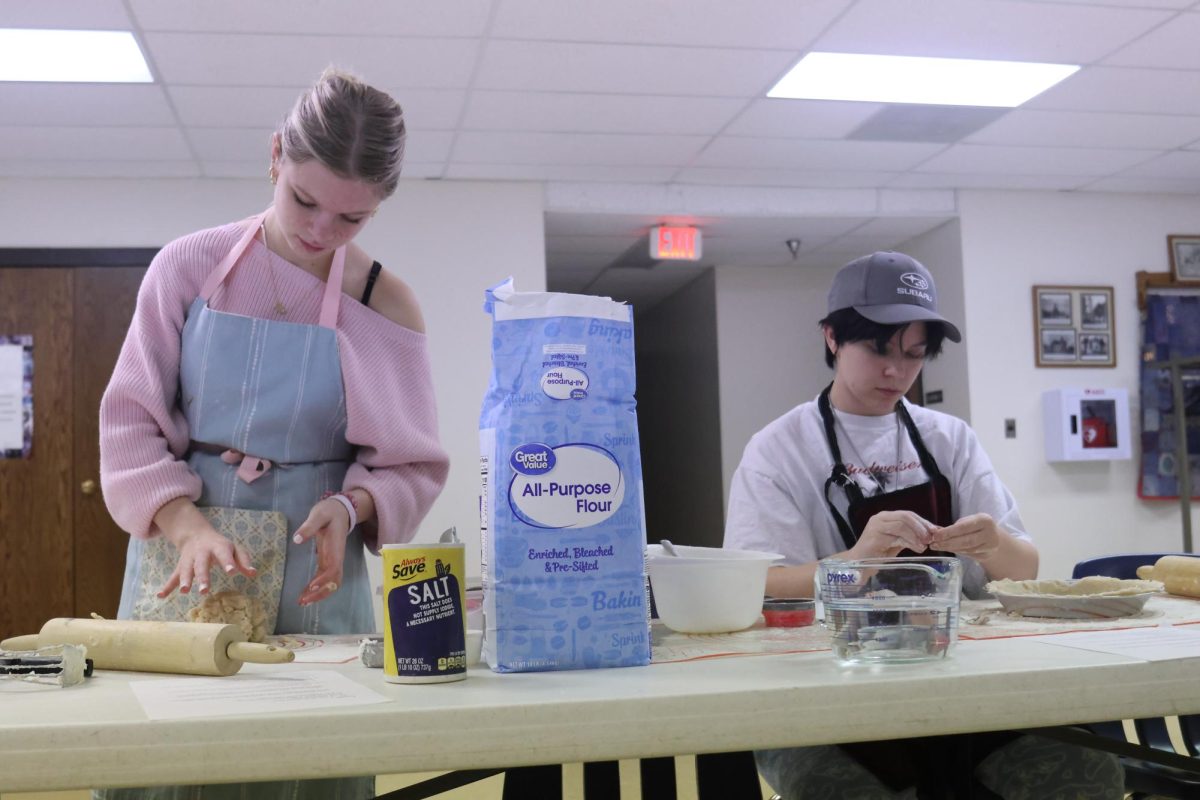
[0,28,152,83]
[768,52,1078,107]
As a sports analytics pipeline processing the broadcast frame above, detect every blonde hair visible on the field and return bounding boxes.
[277,67,406,198]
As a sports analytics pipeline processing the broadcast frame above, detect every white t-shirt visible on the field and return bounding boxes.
[723,395,1031,598]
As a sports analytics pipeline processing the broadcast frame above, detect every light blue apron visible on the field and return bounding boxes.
[105,214,375,799]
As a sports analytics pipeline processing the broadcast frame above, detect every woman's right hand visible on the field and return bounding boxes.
[850,510,935,558]
[152,498,257,597]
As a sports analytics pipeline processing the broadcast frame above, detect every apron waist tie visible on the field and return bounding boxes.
[220,449,272,484]
[189,441,272,484]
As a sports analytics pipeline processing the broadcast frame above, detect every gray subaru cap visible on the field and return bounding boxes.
[827,251,962,342]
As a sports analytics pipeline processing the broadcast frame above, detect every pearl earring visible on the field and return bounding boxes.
[268,167,276,185]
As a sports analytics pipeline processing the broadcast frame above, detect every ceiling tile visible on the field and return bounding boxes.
[1116,150,1200,178]
[144,33,479,88]
[724,99,885,138]
[129,0,492,36]
[395,163,448,179]
[475,40,797,97]
[452,131,708,166]
[852,217,952,238]
[967,109,1200,149]
[545,212,707,238]
[676,167,902,188]
[1104,12,1200,69]
[4,0,132,29]
[490,0,851,49]
[1015,0,1194,8]
[812,0,1172,63]
[1081,175,1200,194]
[399,131,456,164]
[700,217,871,238]
[694,137,945,170]
[200,160,447,179]
[887,172,1091,190]
[1028,66,1200,115]
[448,164,681,182]
[188,126,452,164]
[0,126,191,160]
[848,106,1010,143]
[914,143,1158,175]
[169,86,302,127]
[462,91,744,134]
[0,159,200,178]
[169,86,464,130]
[187,128,272,161]
[0,84,175,126]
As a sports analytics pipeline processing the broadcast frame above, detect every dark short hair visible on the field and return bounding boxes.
[819,308,947,368]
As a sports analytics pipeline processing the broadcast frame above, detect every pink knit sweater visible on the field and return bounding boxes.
[99,220,449,551]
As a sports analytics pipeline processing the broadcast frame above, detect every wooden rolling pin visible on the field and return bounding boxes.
[1136,556,1200,598]
[0,618,294,676]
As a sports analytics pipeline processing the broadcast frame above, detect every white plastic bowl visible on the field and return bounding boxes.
[646,544,783,633]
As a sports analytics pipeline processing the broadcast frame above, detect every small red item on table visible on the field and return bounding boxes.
[762,598,816,627]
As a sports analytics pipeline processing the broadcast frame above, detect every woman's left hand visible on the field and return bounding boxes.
[292,496,354,606]
[928,512,1002,561]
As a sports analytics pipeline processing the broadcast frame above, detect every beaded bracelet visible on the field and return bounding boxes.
[321,490,358,530]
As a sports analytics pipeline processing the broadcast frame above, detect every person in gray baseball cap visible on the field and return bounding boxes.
[827,250,961,342]
[723,253,1121,799]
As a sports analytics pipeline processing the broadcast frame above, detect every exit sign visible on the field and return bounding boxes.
[649,226,702,261]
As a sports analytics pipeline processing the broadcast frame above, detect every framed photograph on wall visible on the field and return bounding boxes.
[1032,285,1116,368]
[1168,234,1200,283]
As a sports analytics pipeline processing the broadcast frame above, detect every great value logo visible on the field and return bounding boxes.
[508,443,625,529]
[510,443,556,475]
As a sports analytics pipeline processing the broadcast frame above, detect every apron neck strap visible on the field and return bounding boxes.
[817,384,847,468]
[200,210,346,331]
[199,212,265,303]
[818,384,864,550]
[318,245,345,329]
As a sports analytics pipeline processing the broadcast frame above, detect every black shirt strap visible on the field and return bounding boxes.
[360,260,383,306]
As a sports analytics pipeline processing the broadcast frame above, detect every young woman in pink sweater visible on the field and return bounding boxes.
[98,69,448,799]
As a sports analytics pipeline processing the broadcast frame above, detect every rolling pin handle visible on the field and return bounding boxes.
[0,634,40,651]
[226,641,296,665]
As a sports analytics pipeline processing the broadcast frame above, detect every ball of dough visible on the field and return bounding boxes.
[187,590,269,642]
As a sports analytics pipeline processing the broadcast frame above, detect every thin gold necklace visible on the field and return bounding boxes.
[259,221,287,317]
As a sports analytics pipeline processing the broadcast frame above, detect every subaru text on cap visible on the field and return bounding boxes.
[827,251,962,342]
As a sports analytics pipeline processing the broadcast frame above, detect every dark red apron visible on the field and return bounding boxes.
[817,384,1015,796]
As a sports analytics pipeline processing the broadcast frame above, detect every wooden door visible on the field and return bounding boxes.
[0,268,75,639]
[0,263,146,639]
[74,267,146,619]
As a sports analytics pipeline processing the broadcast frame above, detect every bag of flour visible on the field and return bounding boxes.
[479,278,651,672]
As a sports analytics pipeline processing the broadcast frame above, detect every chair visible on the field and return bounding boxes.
[1071,552,1200,800]
[373,752,765,799]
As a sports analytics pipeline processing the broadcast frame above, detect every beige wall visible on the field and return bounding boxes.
[959,189,1200,579]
